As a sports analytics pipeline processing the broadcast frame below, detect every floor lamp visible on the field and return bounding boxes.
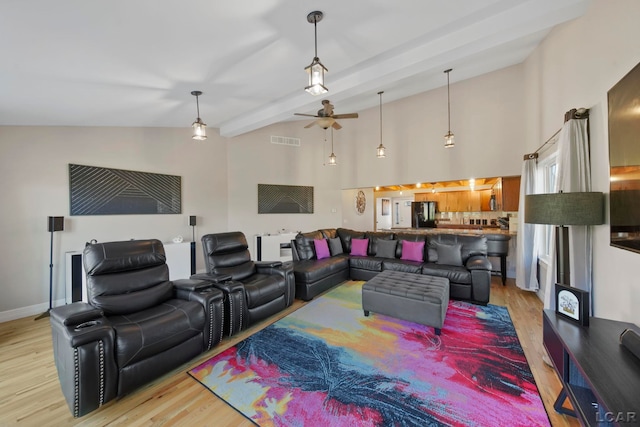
[524,192,604,285]
[35,216,64,320]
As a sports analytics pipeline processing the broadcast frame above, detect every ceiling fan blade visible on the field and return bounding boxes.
[332,122,342,130]
[295,113,319,118]
[304,121,316,128]
[332,113,358,119]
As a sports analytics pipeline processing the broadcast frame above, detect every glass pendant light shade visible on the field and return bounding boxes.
[328,127,337,165]
[305,59,328,96]
[444,131,454,148]
[190,91,207,140]
[377,91,386,158]
[192,118,207,140]
[304,11,328,95]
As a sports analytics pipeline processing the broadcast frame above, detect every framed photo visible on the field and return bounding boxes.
[555,283,590,326]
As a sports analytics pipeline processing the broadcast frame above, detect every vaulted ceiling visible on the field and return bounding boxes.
[0,0,589,137]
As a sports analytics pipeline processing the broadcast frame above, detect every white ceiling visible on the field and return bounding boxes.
[0,0,589,137]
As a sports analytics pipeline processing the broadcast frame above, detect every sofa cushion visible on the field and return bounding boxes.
[328,237,344,256]
[394,233,427,258]
[337,228,366,253]
[400,240,425,262]
[241,274,286,308]
[294,257,349,284]
[351,238,369,256]
[314,239,330,260]
[375,239,397,258]
[295,231,324,260]
[109,299,204,368]
[422,263,472,284]
[350,256,383,272]
[365,232,395,255]
[381,258,423,274]
[427,234,487,263]
[434,242,463,266]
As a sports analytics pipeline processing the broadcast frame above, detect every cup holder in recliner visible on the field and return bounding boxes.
[74,320,102,331]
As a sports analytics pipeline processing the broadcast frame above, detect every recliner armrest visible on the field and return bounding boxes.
[173,278,221,291]
[50,302,104,327]
[190,272,232,283]
[466,255,492,271]
[255,260,283,268]
[174,284,225,350]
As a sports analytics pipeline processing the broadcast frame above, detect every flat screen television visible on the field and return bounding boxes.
[608,61,640,253]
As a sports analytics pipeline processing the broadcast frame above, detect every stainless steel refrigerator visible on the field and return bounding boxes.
[411,201,437,228]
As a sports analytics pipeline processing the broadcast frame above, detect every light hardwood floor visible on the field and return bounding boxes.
[0,277,580,426]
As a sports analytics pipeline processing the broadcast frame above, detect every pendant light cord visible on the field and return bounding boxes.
[196,94,201,119]
[313,16,319,59]
[445,69,452,133]
[379,91,383,146]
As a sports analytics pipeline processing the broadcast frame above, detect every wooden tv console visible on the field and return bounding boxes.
[542,310,640,426]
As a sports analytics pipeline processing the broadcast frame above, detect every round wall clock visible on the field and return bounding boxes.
[355,190,366,215]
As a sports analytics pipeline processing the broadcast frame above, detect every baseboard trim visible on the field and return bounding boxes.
[0,298,66,323]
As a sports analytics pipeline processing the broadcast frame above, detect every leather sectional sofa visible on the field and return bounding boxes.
[291,228,492,305]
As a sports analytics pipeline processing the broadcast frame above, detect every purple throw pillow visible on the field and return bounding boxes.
[401,240,425,262]
[350,238,369,256]
[314,239,331,260]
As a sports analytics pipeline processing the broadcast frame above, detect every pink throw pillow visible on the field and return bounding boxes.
[314,239,331,260]
[401,240,425,262]
[350,238,369,256]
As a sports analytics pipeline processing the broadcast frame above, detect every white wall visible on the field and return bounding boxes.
[522,0,640,324]
[0,126,228,320]
[226,122,344,256]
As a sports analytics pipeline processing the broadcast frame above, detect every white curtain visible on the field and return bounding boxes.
[543,117,592,310]
[516,157,540,291]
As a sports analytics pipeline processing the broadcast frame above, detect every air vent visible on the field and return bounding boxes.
[271,135,301,147]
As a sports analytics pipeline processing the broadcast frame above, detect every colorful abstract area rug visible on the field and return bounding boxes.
[189,281,550,426]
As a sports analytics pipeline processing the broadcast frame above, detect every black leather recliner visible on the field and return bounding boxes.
[49,239,225,417]
[192,232,295,336]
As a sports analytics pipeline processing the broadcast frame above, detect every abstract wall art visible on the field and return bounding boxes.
[258,184,314,214]
[69,164,181,215]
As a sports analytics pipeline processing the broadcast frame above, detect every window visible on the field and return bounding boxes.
[537,153,558,262]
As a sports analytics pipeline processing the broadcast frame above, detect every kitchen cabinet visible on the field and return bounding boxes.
[501,176,521,211]
[480,190,493,211]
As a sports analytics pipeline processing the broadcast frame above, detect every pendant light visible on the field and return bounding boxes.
[304,11,328,96]
[376,91,386,158]
[190,91,207,140]
[328,127,337,165]
[443,69,454,148]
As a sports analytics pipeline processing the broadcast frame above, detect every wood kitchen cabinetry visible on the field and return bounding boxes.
[501,176,521,211]
[414,175,520,212]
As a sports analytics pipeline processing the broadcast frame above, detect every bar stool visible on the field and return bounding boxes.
[485,234,511,286]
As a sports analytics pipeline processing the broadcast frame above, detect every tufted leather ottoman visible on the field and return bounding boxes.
[362,270,450,335]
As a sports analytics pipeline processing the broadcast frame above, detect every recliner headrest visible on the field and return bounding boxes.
[202,231,248,255]
[83,239,166,276]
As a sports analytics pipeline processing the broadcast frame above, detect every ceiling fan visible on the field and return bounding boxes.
[294,100,358,129]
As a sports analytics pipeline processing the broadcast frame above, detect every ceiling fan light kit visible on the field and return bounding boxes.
[304,11,328,96]
[444,69,454,148]
[377,91,386,158]
[190,91,207,140]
